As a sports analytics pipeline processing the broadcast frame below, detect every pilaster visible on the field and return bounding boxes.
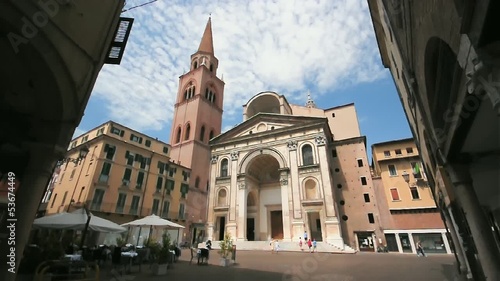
[287,140,302,219]
[229,152,239,222]
[280,169,291,241]
[315,136,336,218]
[236,175,246,241]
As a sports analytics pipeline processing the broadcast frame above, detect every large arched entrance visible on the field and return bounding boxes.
[245,154,283,240]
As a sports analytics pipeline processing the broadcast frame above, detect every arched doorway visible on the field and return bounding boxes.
[246,154,282,240]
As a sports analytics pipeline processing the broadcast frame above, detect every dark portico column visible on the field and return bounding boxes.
[447,163,500,281]
[0,142,64,281]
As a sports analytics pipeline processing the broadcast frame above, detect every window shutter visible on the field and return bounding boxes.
[130,134,134,141]
[125,150,130,158]
[139,137,143,144]
[104,144,109,152]
[120,130,124,137]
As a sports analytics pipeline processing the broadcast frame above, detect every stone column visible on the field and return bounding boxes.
[447,163,500,281]
[206,155,219,241]
[280,169,291,241]
[286,140,302,219]
[236,177,246,241]
[0,142,65,281]
[445,206,472,277]
[226,151,240,238]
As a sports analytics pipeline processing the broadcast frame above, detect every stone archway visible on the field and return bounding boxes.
[236,149,289,241]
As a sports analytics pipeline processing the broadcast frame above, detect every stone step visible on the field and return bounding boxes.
[202,241,357,254]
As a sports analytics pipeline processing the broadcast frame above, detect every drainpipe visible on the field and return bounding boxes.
[139,152,155,217]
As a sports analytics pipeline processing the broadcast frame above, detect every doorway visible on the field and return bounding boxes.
[270,210,283,239]
[218,216,226,241]
[247,218,255,241]
[307,212,322,241]
[356,232,375,252]
[385,234,399,252]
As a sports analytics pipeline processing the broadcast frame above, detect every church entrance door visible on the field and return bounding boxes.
[247,218,255,241]
[271,210,283,239]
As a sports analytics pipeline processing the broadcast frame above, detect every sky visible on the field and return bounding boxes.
[75,0,412,162]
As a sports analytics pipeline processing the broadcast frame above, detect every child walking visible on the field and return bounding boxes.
[307,238,312,253]
[299,237,303,251]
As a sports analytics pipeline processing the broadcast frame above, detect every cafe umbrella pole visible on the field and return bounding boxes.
[80,204,92,250]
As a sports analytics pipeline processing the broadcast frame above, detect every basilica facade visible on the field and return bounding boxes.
[206,92,384,249]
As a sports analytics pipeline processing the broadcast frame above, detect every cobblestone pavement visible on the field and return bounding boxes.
[102,250,458,281]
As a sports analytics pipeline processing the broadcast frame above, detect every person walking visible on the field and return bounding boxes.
[303,231,308,242]
[275,240,280,253]
[416,241,426,257]
[307,238,313,253]
[299,237,303,251]
[312,239,317,253]
[270,239,275,254]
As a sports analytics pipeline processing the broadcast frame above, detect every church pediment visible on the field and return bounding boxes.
[211,113,327,144]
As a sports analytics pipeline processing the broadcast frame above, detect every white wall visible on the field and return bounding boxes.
[259,187,281,234]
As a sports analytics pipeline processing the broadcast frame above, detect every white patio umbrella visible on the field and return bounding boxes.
[33,208,126,233]
[121,215,185,245]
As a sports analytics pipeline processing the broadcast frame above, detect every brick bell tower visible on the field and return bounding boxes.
[169,17,224,244]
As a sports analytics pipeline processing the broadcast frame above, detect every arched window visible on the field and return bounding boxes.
[205,88,216,103]
[302,144,314,165]
[175,127,182,143]
[200,126,205,142]
[217,189,227,206]
[209,130,214,140]
[195,177,200,188]
[304,179,317,200]
[220,159,228,177]
[193,61,198,69]
[210,63,214,72]
[184,83,196,101]
[185,124,191,140]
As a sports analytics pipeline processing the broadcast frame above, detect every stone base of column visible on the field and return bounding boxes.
[206,223,214,241]
[226,223,237,240]
[291,221,305,241]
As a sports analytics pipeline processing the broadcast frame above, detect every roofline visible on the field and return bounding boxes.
[211,118,330,148]
[71,120,171,147]
[332,135,367,147]
[323,102,355,111]
[210,112,327,144]
[371,137,415,148]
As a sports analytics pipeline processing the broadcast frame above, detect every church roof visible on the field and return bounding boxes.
[210,113,330,145]
[197,17,214,54]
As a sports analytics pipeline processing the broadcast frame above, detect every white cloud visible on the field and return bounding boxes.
[91,0,384,134]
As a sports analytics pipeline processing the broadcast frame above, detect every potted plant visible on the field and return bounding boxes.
[151,233,171,275]
[218,232,233,267]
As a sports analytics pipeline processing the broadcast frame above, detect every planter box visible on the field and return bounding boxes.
[151,263,168,275]
[219,258,230,267]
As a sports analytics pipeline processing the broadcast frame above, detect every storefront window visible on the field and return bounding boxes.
[356,232,375,252]
[412,233,447,253]
[399,233,412,252]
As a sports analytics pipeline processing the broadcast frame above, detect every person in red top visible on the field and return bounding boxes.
[307,239,313,253]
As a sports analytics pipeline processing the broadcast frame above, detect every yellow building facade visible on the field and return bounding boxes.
[44,121,191,244]
[372,138,450,255]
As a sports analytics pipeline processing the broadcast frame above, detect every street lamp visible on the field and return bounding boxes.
[402,170,410,186]
[59,146,89,167]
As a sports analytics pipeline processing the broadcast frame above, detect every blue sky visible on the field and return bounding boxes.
[75,0,412,162]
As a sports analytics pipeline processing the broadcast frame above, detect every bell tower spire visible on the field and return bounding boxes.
[197,17,214,54]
